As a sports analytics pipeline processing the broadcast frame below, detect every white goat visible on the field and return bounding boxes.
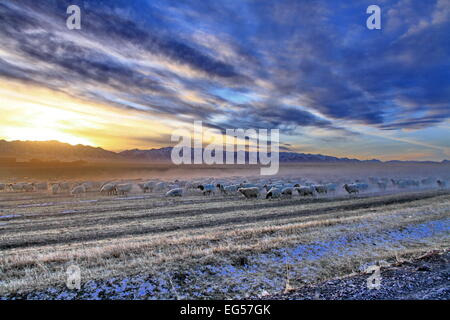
[138,181,156,193]
[35,182,48,191]
[100,183,117,196]
[238,187,259,199]
[51,183,60,194]
[217,184,239,195]
[9,183,26,192]
[71,185,86,197]
[115,183,133,196]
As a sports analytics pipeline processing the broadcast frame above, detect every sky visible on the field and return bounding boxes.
[0,0,449,161]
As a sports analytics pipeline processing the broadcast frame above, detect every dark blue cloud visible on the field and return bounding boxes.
[0,0,449,133]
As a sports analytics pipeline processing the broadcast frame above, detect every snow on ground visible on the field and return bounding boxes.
[59,210,78,214]
[115,196,146,201]
[5,218,449,300]
[17,203,55,208]
[0,214,21,219]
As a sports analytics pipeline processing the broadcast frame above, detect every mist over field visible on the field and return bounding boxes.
[0,162,449,184]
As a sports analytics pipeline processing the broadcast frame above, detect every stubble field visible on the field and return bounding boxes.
[0,163,449,299]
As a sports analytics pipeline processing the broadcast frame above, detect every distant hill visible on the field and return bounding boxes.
[119,147,174,162]
[119,148,381,163]
[0,140,447,164]
[0,140,122,162]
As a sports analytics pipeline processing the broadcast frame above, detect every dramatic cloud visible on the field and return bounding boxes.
[0,0,449,160]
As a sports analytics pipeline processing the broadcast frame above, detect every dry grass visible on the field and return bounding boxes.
[0,189,449,296]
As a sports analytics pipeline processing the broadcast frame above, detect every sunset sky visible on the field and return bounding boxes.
[0,0,449,161]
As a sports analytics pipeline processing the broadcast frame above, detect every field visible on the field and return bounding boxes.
[0,163,449,299]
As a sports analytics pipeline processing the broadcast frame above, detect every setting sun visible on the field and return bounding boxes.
[2,126,95,146]
[0,80,178,150]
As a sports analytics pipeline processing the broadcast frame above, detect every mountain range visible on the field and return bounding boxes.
[0,140,448,164]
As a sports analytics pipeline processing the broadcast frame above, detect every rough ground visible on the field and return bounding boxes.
[264,250,449,300]
[0,188,449,299]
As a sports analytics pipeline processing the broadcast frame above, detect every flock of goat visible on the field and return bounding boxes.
[0,176,447,199]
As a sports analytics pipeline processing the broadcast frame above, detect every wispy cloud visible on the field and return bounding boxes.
[0,0,448,160]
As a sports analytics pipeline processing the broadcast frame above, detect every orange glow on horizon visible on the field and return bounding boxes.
[0,79,182,151]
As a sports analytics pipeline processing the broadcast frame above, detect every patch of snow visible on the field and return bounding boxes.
[60,210,78,214]
[3,218,448,300]
[115,196,145,201]
[17,203,55,208]
[0,214,21,219]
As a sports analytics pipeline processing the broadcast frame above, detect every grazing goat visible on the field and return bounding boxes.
[218,184,239,195]
[22,183,34,192]
[51,183,60,194]
[344,183,368,194]
[71,185,86,197]
[313,185,328,195]
[238,187,259,199]
[9,183,26,192]
[101,183,117,196]
[437,179,446,188]
[343,183,359,194]
[59,182,71,192]
[153,182,167,192]
[281,187,294,199]
[81,182,94,192]
[197,184,216,195]
[265,187,281,199]
[138,181,156,193]
[34,182,48,191]
[295,186,314,197]
[115,183,133,196]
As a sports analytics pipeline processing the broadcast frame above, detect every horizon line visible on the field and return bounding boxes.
[1,138,449,163]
